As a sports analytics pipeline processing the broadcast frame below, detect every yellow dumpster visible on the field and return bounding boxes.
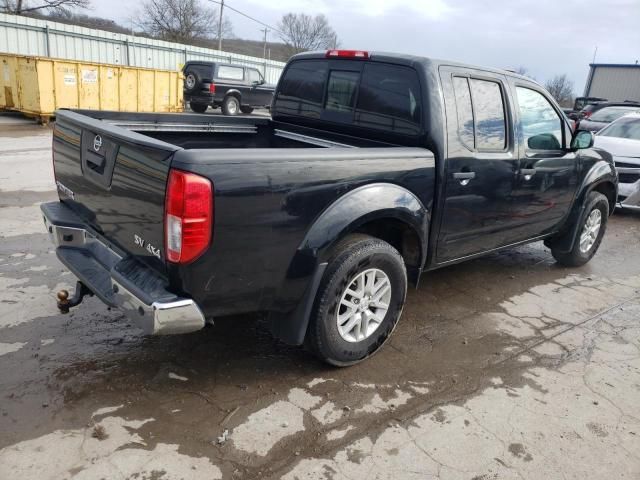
[0,53,183,123]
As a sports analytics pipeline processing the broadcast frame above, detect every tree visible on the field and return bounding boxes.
[277,13,338,56]
[136,0,233,43]
[545,74,575,107]
[1,0,89,14]
[513,66,536,80]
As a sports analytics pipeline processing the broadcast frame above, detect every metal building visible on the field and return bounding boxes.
[0,13,286,84]
[583,63,640,102]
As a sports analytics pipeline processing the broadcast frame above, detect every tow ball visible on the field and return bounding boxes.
[56,281,94,314]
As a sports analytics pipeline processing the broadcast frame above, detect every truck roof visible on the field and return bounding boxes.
[290,50,538,85]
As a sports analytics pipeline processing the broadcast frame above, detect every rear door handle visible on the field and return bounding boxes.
[520,168,537,180]
[453,171,476,186]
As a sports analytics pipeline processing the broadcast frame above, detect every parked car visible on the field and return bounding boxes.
[577,105,640,132]
[42,50,617,366]
[594,112,640,209]
[565,96,607,121]
[182,61,275,115]
[578,100,640,122]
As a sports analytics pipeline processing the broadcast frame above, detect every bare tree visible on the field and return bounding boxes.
[277,13,338,56]
[545,74,575,107]
[513,66,536,80]
[1,0,89,14]
[136,0,233,43]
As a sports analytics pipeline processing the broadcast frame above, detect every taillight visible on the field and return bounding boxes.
[209,83,216,93]
[583,111,592,119]
[325,50,369,59]
[165,169,213,264]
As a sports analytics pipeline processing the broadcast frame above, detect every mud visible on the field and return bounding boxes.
[1,115,639,479]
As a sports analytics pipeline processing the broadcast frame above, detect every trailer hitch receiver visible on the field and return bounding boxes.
[57,282,93,314]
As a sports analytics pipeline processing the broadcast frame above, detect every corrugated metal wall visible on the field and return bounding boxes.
[585,66,640,102]
[0,13,286,84]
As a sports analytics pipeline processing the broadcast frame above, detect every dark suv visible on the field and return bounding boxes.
[182,61,275,115]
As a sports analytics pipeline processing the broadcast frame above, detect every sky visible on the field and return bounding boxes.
[90,0,640,93]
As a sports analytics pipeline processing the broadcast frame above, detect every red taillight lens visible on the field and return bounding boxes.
[209,83,216,93]
[583,111,592,118]
[165,169,213,264]
[325,49,369,59]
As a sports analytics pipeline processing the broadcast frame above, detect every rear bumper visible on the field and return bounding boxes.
[184,93,218,105]
[41,201,206,335]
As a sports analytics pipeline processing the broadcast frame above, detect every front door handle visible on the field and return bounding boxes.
[520,168,537,180]
[453,171,476,186]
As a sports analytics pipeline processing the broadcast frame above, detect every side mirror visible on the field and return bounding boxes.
[570,130,594,150]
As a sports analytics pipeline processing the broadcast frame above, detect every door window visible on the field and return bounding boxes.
[247,69,263,84]
[516,87,563,150]
[452,76,475,149]
[217,65,244,80]
[469,79,507,150]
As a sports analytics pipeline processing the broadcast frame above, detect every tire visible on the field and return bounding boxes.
[552,192,609,267]
[240,106,254,114]
[222,95,240,115]
[306,234,407,367]
[190,102,208,113]
[184,70,200,93]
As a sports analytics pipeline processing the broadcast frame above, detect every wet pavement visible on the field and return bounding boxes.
[1,113,639,479]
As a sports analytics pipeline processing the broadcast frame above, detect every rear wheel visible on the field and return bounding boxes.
[552,192,609,267]
[240,106,254,114]
[222,96,240,115]
[306,235,407,366]
[190,102,208,113]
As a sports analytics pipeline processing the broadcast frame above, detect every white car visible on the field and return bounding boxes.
[595,112,640,209]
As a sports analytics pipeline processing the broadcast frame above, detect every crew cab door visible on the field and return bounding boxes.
[436,68,520,263]
[246,68,272,106]
[508,83,579,238]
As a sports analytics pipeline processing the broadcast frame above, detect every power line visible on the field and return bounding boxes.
[206,0,283,36]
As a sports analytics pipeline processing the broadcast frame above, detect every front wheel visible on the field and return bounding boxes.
[306,235,407,366]
[552,192,609,267]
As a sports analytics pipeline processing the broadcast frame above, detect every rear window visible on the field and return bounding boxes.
[185,63,214,80]
[275,60,328,118]
[274,59,422,135]
[217,65,244,80]
[326,70,359,112]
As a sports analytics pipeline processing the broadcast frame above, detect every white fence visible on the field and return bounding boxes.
[0,13,286,84]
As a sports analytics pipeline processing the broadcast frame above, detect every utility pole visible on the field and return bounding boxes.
[260,27,269,75]
[217,0,225,51]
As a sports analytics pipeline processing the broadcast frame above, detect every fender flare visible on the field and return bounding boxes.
[224,89,242,102]
[545,160,617,253]
[268,183,429,345]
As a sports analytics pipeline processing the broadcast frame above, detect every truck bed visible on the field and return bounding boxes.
[71,109,397,150]
[50,109,435,340]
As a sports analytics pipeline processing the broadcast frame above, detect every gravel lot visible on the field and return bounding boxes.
[1,112,639,480]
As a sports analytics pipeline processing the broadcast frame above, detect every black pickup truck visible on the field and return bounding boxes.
[183,61,275,115]
[42,50,617,366]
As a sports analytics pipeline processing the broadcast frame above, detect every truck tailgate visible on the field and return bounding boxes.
[52,110,179,274]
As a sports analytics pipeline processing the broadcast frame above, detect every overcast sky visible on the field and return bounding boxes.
[91,0,640,93]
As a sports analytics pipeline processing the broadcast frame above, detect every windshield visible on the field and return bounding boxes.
[590,106,640,123]
[598,116,640,140]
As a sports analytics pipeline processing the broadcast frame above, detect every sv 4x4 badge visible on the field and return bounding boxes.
[134,234,161,259]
